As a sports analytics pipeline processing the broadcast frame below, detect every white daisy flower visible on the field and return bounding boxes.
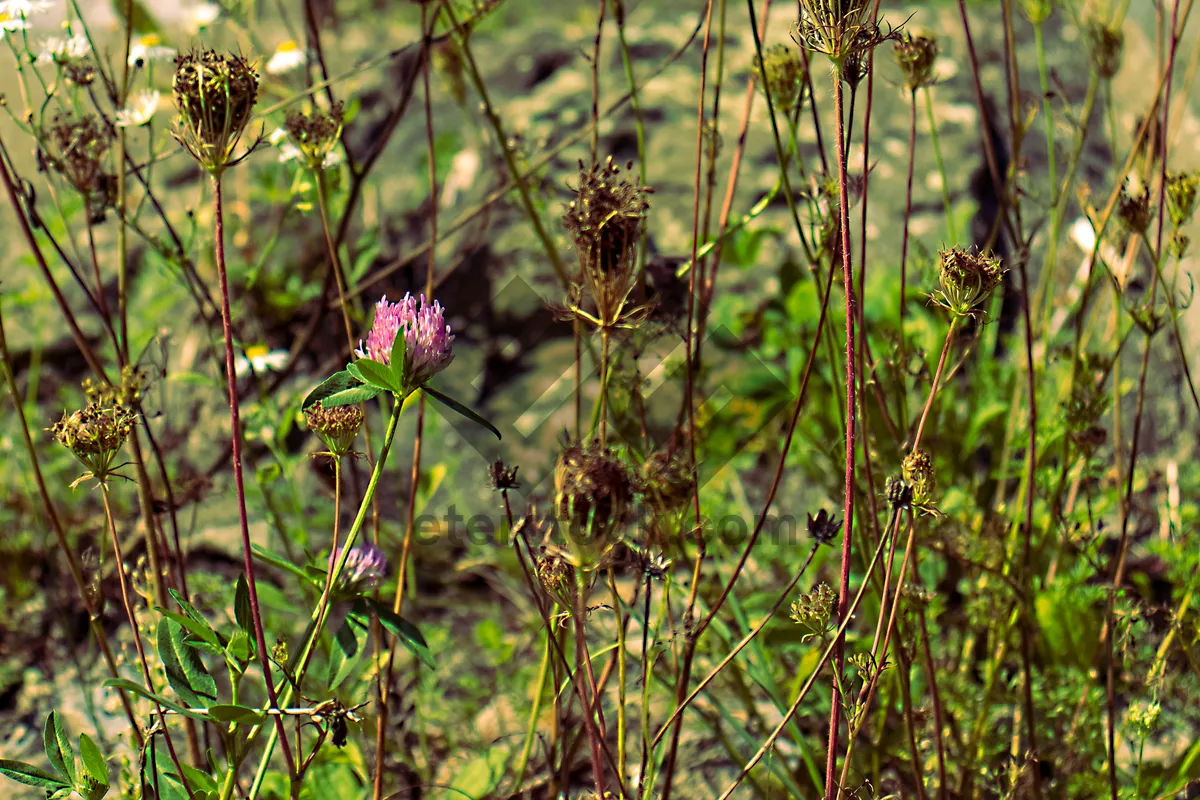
[234,345,289,378]
[36,33,91,65]
[0,12,30,32]
[182,2,220,34]
[128,33,175,68]
[278,141,343,169]
[0,0,52,18]
[115,89,160,127]
[265,40,305,75]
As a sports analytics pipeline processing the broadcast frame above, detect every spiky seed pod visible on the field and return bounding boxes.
[1087,21,1123,80]
[562,157,651,330]
[304,401,364,458]
[755,44,808,113]
[171,49,259,175]
[1165,171,1199,229]
[795,0,895,69]
[893,33,938,91]
[902,449,935,507]
[554,441,634,563]
[1117,182,1153,234]
[284,100,344,171]
[931,246,1005,319]
[806,508,843,546]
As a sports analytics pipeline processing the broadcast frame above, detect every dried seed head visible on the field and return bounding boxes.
[806,508,843,546]
[755,43,808,113]
[1117,182,1153,234]
[44,114,113,207]
[50,391,138,484]
[64,58,96,87]
[1087,21,1124,80]
[1166,171,1199,229]
[171,49,259,175]
[901,449,935,506]
[885,476,913,510]
[931,246,1005,318]
[893,32,938,91]
[1169,231,1190,260]
[535,546,578,609]
[795,0,895,67]
[284,100,344,171]
[488,458,521,491]
[640,449,695,514]
[563,157,651,329]
[304,401,364,457]
[554,440,634,547]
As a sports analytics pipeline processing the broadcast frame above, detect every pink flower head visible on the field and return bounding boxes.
[330,542,388,591]
[355,293,454,389]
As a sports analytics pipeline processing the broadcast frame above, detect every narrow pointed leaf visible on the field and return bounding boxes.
[158,619,217,707]
[422,385,501,440]
[250,544,316,584]
[206,704,265,725]
[328,614,369,691]
[103,679,210,721]
[43,711,74,785]
[389,327,408,390]
[0,759,69,790]
[167,591,223,646]
[78,734,108,788]
[233,574,251,635]
[353,598,435,668]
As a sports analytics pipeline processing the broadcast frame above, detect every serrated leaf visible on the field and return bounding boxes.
[353,358,399,393]
[422,385,501,440]
[206,704,265,725]
[104,679,211,721]
[352,598,435,668]
[43,711,74,785]
[234,574,251,635]
[0,760,70,790]
[78,734,108,788]
[328,614,369,691]
[158,619,218,707]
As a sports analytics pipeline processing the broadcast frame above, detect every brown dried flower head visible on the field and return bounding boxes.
[44,114,114,212]
[554,440,635,558]
[931,246,1005,318]
[172,49,259,175]
[304,401,364,457]
[893,32,938,91]
[488,458,521,491]
[284,100,344,171]
[50,392,138,485]
[562,157,651,330]
[535,545,578,609]
[795,0,896,71]
[1087,21,1124,80]
[640,449,695,515]
[1117,182,1153,234]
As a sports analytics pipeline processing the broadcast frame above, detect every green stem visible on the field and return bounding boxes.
[513,633,551,792]
[923,87,956,242]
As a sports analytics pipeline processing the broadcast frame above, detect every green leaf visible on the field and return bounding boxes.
[227,629,252,663]
[78,734,108,788]
[250,544,317,584]
[389,329,408,390]
[206,704,265,725]
[302,370,381,410]
[103,679,210,721]
[328,614,369,691]
[234,574,252,635]
[353,598,435,668]
[167,591,223,646]
[422,385,501,440]
[111,0,159,35]
[0,760,70,790]
[43,711,75,785]
[157,610,220,648]
[353,358,400,393]
[178,765,218,793]
[158,619,218,708]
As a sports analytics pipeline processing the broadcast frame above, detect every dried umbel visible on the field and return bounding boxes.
[284,100,344,171]
[931,246,1005,318]
[171,49,259,175]
[304,401,364,457]
[640,449,695,515]
[44,114,114,209]
[755,43,808,113]
[535,546,578,609]
[1117,182,1153,234]
[355,293,454,392]
[329,543,388,594]
[893,32,938,91]
[562,157,651,330]
[50,394,138,485]
[1166,171,1199,229]
[554,441,635,552]
[901,449,935,507]
[488,458,520,491]
[795,0,895,71]
[1087,21,1124,80]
